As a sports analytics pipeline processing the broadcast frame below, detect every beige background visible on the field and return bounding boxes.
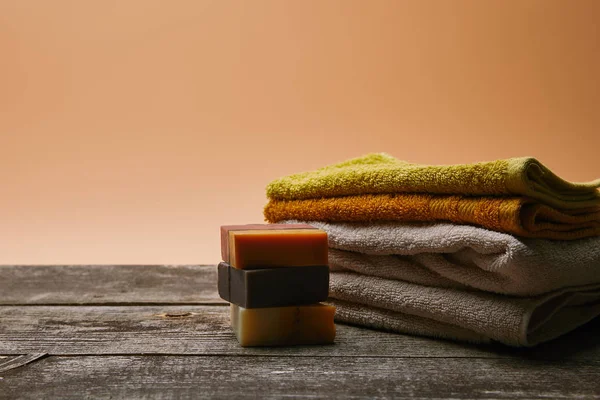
[1,0,599,264]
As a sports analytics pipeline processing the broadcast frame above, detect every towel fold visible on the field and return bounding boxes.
[265,194,600,240]
[328,272,600,347]
[266,153,600,209]
[289,220,600,296]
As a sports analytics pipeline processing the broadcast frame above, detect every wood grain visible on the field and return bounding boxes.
[0,265,223,305]
[2,355,599,399]
[1,305,599,360]
[0,304,494,358]
[0,353,47,373]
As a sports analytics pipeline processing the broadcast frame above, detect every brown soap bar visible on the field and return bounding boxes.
[220,224,328,269]
[231,303,336,347]
[218,262,329,308]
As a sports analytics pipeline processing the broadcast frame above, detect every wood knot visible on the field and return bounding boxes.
[158,312,194,319]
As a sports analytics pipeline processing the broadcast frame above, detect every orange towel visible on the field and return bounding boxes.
[264,194,600,240]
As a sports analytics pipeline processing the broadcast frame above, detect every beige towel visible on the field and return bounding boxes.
[287,220,600,296]
[281,220,600,346]
[329,272,600,347]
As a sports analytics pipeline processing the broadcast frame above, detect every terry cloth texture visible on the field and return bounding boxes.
[282,220,600,346]
[290,220,600,296]
[328,273,600,347]
[266,153,600,209]
[264,194,600,240]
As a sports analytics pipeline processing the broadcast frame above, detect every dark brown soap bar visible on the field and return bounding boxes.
[220,224,328,269]
[218,262,329,308]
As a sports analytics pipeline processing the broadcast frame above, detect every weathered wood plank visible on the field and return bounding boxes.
[0,354,47,373]
[0,265,223,305]
[1,265,599,360]
[1,305,599,360]
[0,304,492,358]
[1,355,599,399]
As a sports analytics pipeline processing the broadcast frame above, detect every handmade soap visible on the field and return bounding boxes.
[231,303,336,347]
[218,262,329,308]
[220,224,328,269]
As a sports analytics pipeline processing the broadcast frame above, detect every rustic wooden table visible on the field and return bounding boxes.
[1,265,599,399]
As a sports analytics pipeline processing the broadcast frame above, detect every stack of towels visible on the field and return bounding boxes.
[263,153,600,346]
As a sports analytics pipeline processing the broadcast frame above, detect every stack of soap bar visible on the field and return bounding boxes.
[219,224,335,347]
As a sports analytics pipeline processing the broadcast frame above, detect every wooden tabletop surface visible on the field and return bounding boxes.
[1,265,599,399]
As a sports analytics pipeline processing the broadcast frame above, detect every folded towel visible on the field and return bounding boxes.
[328,272,600,347]
[265,194,600,240]
[284,220,600,296]
[266,153,600,209]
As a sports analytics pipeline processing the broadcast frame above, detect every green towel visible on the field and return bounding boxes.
[266,153,600,209]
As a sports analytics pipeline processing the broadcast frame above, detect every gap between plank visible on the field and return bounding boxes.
[0,353,583,361]
[0,302,229,307]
